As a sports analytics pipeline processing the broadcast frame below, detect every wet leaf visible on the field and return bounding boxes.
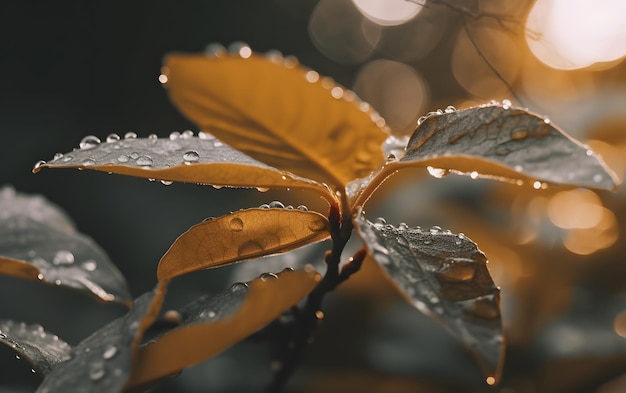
[162,52,388,187]
[33,135,334,202]
[404,104,618,189]
[158,207,331,281]
[354,214,503,382]
[127,268,321,388]
[0,188,131,304]
[0,320,71,376]
[36,288,161,393]
[348,104,619,207]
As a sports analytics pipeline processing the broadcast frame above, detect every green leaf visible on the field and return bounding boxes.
[348,104,620,207]
[158,207,330,281]
[33,134,335,203]
[0,320,71,376]
[162,51,389,188]
[0,187,131,304]
[36,289,159,393]
[354,214,503,382]
[127,267,321,388]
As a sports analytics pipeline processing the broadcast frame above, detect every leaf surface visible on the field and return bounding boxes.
[162,52,388,187]
[33,135,335,202]
[128,268,321,388]
[0,187,131,304]
[158,207,330,280]
[349,104,619,207]
[36,289,160,393]
[354,214,503,382]
[0,319,71,376]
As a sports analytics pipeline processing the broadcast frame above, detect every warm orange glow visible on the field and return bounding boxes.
[563,207,618,255]
[158,74,168,84]
[526,0,626,70]
[353,59,428,133]
[615,311,626,339]
[351,0,422,26]
[486,376,496,385]
[547,189,603,229]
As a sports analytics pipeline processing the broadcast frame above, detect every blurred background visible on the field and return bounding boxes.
[1,0,626,392]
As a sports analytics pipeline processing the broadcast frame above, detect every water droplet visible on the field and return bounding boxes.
[89,362,106,381]
[182,130,194,139]
[331,86,343,99]
[502,99,512,109]
[148,133,158,140]
[444,105,456,113]
[103,345,118,359]
[586,149,594,156]
[228,41,252,58]
[359,102,370,112]
[129,152,139,159]
[297,205,308,211]
[374,217,386,227]
[423,239,432,245]
[543,117,551,124]
[15,354,21,360]
[106,133,120,143]
[229,217,244,231]
[53,153,64,160]
[79,135,101,150]
[205,43,226,57]
[53,250,74,265]
[255,187,269,192]
[213,140,223,147]
[199,131,214,140]
[398,222,409,230]
[269,201,284,209]
[265,50,284,63]
[136,155,153,166]
[124,132,137,139]
[183,150,200,162]
[54,279,62,285]
[396,236,410,247]
[62,155,73,162]
[230,282,249,292]
[81,260,97,271]
[260,272,278,281]
[33,160,46,171]
[283,55,298,68]
[427,166,450,179]
[169,131,180,140]
[238,240,264,255]
[308,219,327,232]
[305,70,319,83]
[37,273,44,280]
[486,376,496,386]
[532,180,542,189]
[259,204,270,209]
[464,295,500,319]
[205,310,216,319]
[437,259,476,282]
[593,174,603,183]
[161,180,173,186]
[470,171,479,179]
[514,165,523,172]
[386,154,397,163]
[82,158,96,166]
[511,129,528,141]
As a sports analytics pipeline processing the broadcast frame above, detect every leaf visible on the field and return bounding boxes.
[0,187,131,304]
[348,104,620,207]
[0,319,71,376]
[354,214,503,382]
[33,134,335,203]
[162,51,389,187]
[127,267,321,388]
[36,288,162,393]
[158,207,331,281]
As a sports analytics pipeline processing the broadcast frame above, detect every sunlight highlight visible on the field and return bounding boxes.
[526,0,626,70]
[351,0,423,26]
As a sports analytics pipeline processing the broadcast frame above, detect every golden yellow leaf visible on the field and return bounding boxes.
[127,268,321,388]
[162,52,389,187]
[0,257,41,281]
[157,208,330,281]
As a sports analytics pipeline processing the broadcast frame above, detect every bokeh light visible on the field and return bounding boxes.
[353,59,429,133]
[526,0,626,70]
[309,0,381,64]
[351,0,422,26]
[615,311,626,339]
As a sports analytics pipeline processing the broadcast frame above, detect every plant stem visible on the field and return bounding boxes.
[267,203,359,392]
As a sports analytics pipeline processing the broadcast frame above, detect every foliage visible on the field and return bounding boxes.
[1,45,620,393]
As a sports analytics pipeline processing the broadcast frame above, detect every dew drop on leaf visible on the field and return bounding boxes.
[33,160,46,171]
[169,131,180,140]
[79,135,101,150]
[238,240,264,255]
[102,345,118,360]
[124,132,137,139]
[52,250,74,265]
[182,150,200,162]
[117,154,129,163]
[148,134,158,141]
[135,155,153,166]
[81,260,97,271]
[510,129,528,141]
[269,201,285,209]
[182,130,194,139]
[81,158,96,166]
[53,153,63,160]
[259,204,270,209]
[160,180,174,186]
[260,272,278,281]
[437,258,477,283]
[230,282,248,292]
[106,133,120,143]
[89,362,106,381]
[501,99,512,110]
[296,205,308,211]
[229,217,244,232]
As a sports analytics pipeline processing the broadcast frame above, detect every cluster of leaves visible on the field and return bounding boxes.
[1,45,619,392]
